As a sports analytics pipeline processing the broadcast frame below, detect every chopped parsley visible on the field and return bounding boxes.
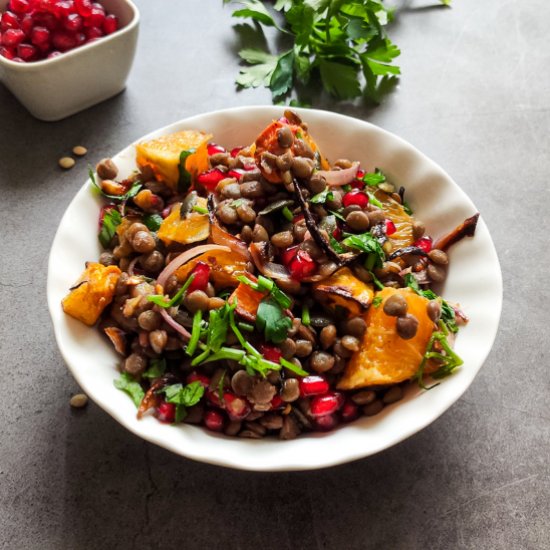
[98,207,121,248]
[114,372,144,408]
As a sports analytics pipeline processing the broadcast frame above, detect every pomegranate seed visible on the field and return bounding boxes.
[1,11,20,32]
[34,12,59,31]
[51,30,76,50]
[299,375,329,397]
[20,14,32,35]
[0,46,15,59]
[224,392,251,421]
[260,344,282,363]
[74,31,85,44]
[292,213,304,224]
[204,409,225,432]
[86,6,105,27]
[310,392,344,417]
[85,25,103,40]
[230,146,243,158]
[74,0,92,17]
[9,0,31,14]
[186,262,210,293]
[356,169,365,179]
[63,13,83,32]
[314,413,339,431]
[2,28,25,47]
[31,26,50,45]
[155,401,176,423]
[342,189,369,209]
[227,168,245,180]
[332,227,342,240]
[270,394,284,410]
[186,371,210,387]
[413,236,433,253]
[102,13,117,34]
[340,399,359,422]
[289,250,316,280]
[207,143,225,155]
[17,41,36,59]
[56,1,75,17]
[206,388,223,408]
[197,168,226,191]
[385,219,396,235]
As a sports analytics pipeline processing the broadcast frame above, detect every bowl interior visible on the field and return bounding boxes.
[47,106,502,471]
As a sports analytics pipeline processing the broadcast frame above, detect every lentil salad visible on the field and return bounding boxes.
[62,110,478,439]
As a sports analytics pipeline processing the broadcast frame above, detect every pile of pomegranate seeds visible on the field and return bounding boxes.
[0,0,119,63]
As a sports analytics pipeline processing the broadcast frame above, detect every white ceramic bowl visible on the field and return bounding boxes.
[0,0,139,121]
[47,106,502,471]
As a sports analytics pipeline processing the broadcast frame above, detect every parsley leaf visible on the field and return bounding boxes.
[98,207,121,248]
[363,169,386,187]
[372,296,383,308]
[256,296,292,344]
[142,213,163,232]
[142,358,166,380]
[232,0,286,32]
[342,232,385,267]
[310,187,334,204]
[178,149,195,193]
[270,49,294,98]
[159,381,205,407]
[237,49,279,88]
[114,372,144,408]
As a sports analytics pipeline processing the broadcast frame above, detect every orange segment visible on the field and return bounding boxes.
[62,263,121,326]
[337,287,434,389]
[313,267,373,317]
[375,190,414,251]
[157,197,209,246]
[175,250,248,289]
[135,130,212,189]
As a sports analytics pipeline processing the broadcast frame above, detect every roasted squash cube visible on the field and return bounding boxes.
[62,263,121,326]
[157,197,210,246]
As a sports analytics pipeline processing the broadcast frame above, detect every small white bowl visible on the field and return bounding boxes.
[47,106,503,471]
[0,0,139,121]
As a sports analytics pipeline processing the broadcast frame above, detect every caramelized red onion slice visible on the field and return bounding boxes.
[210,221,250,261]
[317,161,359,187]
[127,256,139,277]
[157,244,230,289]
[249,242,292,282]
[160,309,193,341]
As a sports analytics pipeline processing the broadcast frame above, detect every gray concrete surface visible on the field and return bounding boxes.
[1,0,549,548]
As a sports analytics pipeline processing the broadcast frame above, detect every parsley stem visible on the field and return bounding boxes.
[282,206,293,221]
[238,322,254,332]
[191,348,210,366]
[186,310,203,356]
[147,273,196,308]
[192,205,208,214]
[369,270,385,290]
[301,304,310,326]
[229,310,261,358]
[280,357,308,377]
[202,347,246,364]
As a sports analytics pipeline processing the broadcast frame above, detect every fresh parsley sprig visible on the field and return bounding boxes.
[147,274,196,308]
[224,0,452,102]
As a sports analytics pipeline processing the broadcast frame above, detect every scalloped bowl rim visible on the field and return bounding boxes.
[47,106,502,471]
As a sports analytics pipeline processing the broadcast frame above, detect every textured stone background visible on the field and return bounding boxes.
[1,1,549,548]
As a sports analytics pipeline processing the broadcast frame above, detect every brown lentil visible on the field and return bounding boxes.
[363,399,384,416]
[368,209,386,226]
[428,249,449,265]
[124,353,147,376]
[344,317,367,339]
[295,339,313,358]
[383,386,403,405]
[141,251,164,273]
[72,145,87,156]
[427,264,446,283]
[260,413,284,430]
[341,335,360,352]
[99,251,116,266]
[149,330,167,354]
[231,370,254,396]
[333,340,353,359]
[427,300,442,323]
[277,125,294,148]
[346,211,370,231]
[271,231,294,248]
[59,156,75,169]
[131,231,156,254]
[276,151,293,171]
[383,293,408,317]
[320,324,337,349]
[293,138,314,158]
[280,414,301,439]
[308,173,326,195]
[291,156,314,179]
[309,351,335,373]
[351,390,376,406]
[96,158,118,180]
[217,204,238,225]
[249,379,276,404]
[69,393,88,408]
[412,220,426,240]
[225,420,242,436]
[221,182,241,199]
[240,180,264,198]
[281,378,300,402]
[138,310,161,331]
[183,290,209,313]
[236,204,257,224]
[396,314,419,339]
[279,338,297,359]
